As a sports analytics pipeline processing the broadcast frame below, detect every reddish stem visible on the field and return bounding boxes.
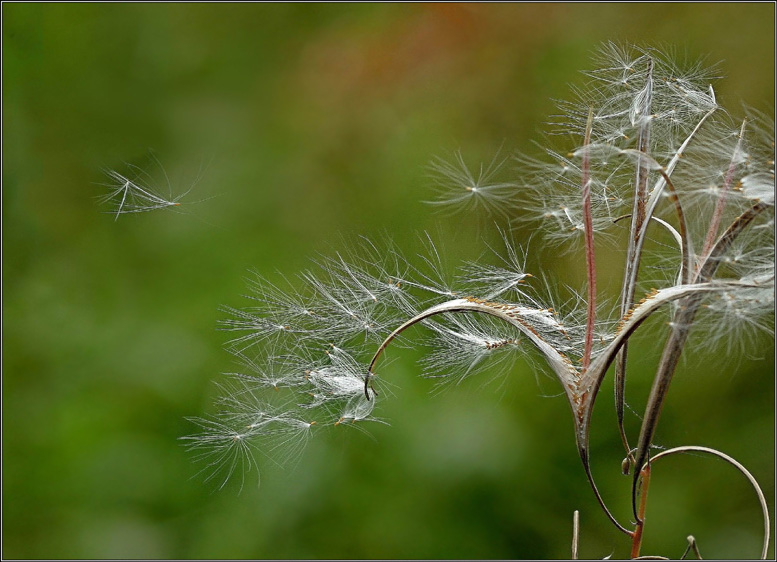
[582,108,596,372]
[631,464,652,559]
[697,119,747,277]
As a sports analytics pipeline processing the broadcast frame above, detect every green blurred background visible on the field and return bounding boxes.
[3,4,774,559]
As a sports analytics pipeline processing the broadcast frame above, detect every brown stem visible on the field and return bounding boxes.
[697,200,769,283]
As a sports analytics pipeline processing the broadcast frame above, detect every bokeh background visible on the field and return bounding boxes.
[3,4,775,559]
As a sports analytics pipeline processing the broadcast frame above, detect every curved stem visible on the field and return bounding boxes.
[364,297,632,535]
[647,446,770,560]
[365,297,576,400]
[580,448,633,535]
[613,215,684,259]
[656,169,692,285]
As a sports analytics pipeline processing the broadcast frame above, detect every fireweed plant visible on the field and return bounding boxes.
[183,44,775,558]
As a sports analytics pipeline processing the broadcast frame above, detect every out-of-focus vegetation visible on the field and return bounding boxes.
[3,4,774,559]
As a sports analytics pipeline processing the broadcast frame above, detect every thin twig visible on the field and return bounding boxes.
[581,108,597,373]
[680,535,703,560]
[697,119,748,273]
[572,510,580,560]
[657,169,692,285]
[649,446,770,560]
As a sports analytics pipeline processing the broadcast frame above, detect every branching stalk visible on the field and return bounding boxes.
[186,46,774,560]
[612,91,717,464]
[365,281,762,536]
